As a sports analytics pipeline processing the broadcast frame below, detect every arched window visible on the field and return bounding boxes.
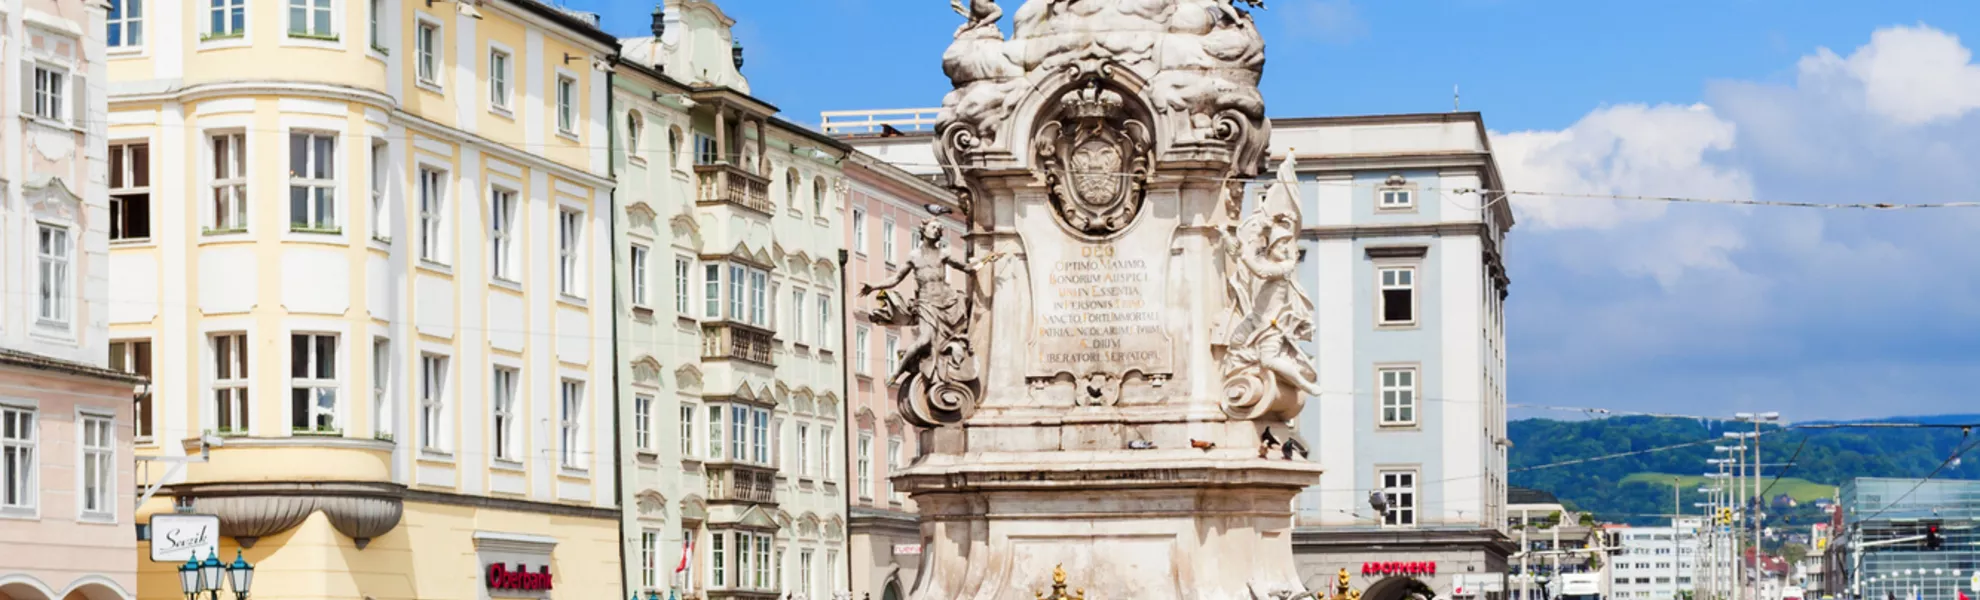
[626,111,644,158]
[785,168,800,210]
[813,177,827,214]
[667,126,683,170]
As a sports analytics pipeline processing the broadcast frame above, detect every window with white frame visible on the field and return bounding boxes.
[208,0,245,38]
[367,0,382,50]
[211,133,248,231]
[37,225,70,325]
[289,131,338,231]
[706,405,723,460]
[290,333,339,433]
[288,0,333,38]
[797,424,811,477]
[628,111,644,158]
[489,188,516,280]
[1378,367,1417,426]
[29,65,65,122]
[694,133,718,165]
[735,533,753,590]
[111,341,154,441]
[881,218,897,263]
[675,257,692,315]
[813,177,827,214]
[820,425,835,481]
[790,288,807,344]
[420,354,447,452]
[1,406,35,512]
[667,127,683,169]
[79,414,114,519]
[110,143,151,241]
[1380,470,1417,526]
[631,245,651,307]
[370,142,389,241]
[729,406,747,462]
[748,270,767,326]
[703,264,721,319]
[816,293,832,350]
[372,338,391,439]
[560,380,584,469]
[210,334,250,435]
[785,169,800,211]
[416,22,440,85]
[799,550,815,599]
[640,529,659,589]
[556,76,577,134]
[883,334,899,377]
[752,409,769,464]
[491,367,517,461]
[774,548,785,590]
[489,49,512,111]
[418,169,446,263]
[1378,266,1416,325]
[825,552,838,597]
[710,531,726,587]
[853,326,869,376]
[886,437,902,498]
[559,209,583,296]
[754,533,772,589]
[680,405,696,458]
[856,433,872,499]
[634,395,653,451]
[109,0,144,48]
[851,208,867,254]
[1380,187,1414,209]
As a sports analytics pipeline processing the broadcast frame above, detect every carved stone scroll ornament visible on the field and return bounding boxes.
[1035,80,1154,236]
[1219,155,1321,421]
[861,222,1002,428]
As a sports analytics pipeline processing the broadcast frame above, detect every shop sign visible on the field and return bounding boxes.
[487,563,554,591]
[1362,562,1437,576]
[892,544,923,555]
[150,514,221,563]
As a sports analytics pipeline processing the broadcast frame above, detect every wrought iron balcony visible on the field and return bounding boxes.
[705,463,779,505]
[694,163,773,215]
[701,322,775,366]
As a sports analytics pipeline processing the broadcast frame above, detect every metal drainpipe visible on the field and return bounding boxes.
[838,246,853,599]
[604,61,632,600]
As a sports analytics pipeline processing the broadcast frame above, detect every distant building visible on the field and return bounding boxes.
[1607,518,1729,600]
[1828,478,1980,600]
[1507,489,1609,600]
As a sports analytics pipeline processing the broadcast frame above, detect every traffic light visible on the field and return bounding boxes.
[1926,524,1943,550]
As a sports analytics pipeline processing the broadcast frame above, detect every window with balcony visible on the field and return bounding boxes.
[109,0,144,49]
[288,0,334,39]
[111,340,154,441]
[560,380,584,470]
[631,245,650,307]
[1,406,35,514]
[210,133,248,232]
[79,414,114,521]
[289,131,338,232]
[420,354,448,452]
[492,367,517,462]
[694,133,719,165]
[110,142,151,241]
[208,0,246,39]
[556,76,577,135]
[37,225,70,326]
[559,209,584,297]
[290,333,339,433]
[211,333,250,435]
[489,188,516,281]
[418,169,447,263]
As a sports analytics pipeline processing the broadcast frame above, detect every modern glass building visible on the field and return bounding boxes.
[1834,478,1980,600]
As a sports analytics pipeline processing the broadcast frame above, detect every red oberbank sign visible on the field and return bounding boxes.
[487,564,555,591]
[1362,562,1437,576]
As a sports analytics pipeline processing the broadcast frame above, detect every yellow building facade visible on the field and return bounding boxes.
[105,2,621,600]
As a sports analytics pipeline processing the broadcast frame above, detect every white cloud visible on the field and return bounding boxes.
[1288,1,1367,45]
[1796,25,1980,126]
[1493,104,1752,232]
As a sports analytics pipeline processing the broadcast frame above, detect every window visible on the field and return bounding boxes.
[109,0,144,48]
[627,111,644,158]
[825,552,838,598]
[634,395,653,451]
[556,76,577,134]
[694,133,719,165]
[735,534,752,589]
[631,245,651,306]
[1380,187,1414,209]
[680,405,696,458]
[797,424,812,478]
[372,338,390,439]
[813,177,827,214]
[703,264,721,319]
[208,0,245,38]
[851,208,867,253]
[418,169,446,263]
[854,327,870,376]
[857,434,872,499]
[79,414,114,519]
[288,0,333,38]
[110,143,152,240]
[774,548,785,590]
[706,405,723,459]
[560,380,584,469]
[754,533,772,589]
[1,407,34,512]
[711,532,726,587]
[211,133,248,231]
[30,65,65,122]
[817,293,832,350]
[1378,267,1415,325]
[886,437,902,498]
[820,425,835,481]
[489,49,512,111]
[37,225,70,324]
[729,406,747,461]
[370,143,389,241]
[1379,367,1417,426]
[882,218,897,263]
[785,169,800,210]
[727,266,745,320]
[290,334,339,432]
[790,288,807,344]
[884,334,899,378]
[1380,470,1417,526]
[748,271,767,326]
[489,189,516,280]
[111,341,154,440]
[368,0,382,49]
[491,367,517,461]
[420,354,447,451]
[212,334,250,435]
[559,210,583,296]
[752,409,769,464]
[640,530,659,589]
[289,132,338,231]
[675,257,692,314]
[416,21,440,85]
[799,550,814,600]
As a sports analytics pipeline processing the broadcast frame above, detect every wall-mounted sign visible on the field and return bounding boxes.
[892,544,923,555]
[487,563,554,591]
[1362,562,1437,576]
[150,514,221,563]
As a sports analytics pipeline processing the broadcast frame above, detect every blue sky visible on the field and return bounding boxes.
[564,0,1980,422]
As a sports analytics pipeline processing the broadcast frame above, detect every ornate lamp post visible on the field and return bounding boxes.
[227,551,254,600]
[200,551,225,600]
[178,550,252,600]
[178,556,202,600]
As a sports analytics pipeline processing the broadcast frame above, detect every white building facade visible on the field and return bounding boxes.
[1610,518,1726,600]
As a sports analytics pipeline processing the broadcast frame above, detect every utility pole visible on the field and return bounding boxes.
[1675,477,1684,600]
[1736,413,1779,600]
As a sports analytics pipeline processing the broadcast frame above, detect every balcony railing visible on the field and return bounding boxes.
[701,322,775,366]
[706,464,778,505]
[694,163,773,214]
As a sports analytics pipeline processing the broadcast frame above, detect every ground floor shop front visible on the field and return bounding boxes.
[1295,528,1516,600]
[848,508,918,600]
[135,487,621,600]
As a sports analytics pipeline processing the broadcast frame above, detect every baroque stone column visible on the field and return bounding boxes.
[863,2,1316,599]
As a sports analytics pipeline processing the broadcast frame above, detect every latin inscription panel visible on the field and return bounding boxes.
[1025,219,1174,378]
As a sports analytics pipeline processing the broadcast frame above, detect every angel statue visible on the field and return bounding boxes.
[861,220,1002,426]
[950,0,1001,37]
[1220,154,1322,421]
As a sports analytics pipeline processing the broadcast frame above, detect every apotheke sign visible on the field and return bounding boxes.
[149,514,221,563]
[1362,562,1437,576]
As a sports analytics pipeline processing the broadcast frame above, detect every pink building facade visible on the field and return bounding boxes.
[0,2,141,600]
[838,148,961,600]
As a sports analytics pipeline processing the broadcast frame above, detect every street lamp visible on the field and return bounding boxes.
[178,556,202,600]
[227,551,254,600]
[200,551,224,599]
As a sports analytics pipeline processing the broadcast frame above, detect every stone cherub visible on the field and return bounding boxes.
[950,0,1002,37]
[1220,154,1322,420]
[861,221,1002,390]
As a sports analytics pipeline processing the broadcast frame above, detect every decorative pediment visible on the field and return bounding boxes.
[771,508,793,530]
[636,490,668,519]
[855,407,878,428]
[884,411,906,434]
[733,383,759,402]
[669,214,704,251]
[796,512,821,538]
[632,356,665,387]
[680,495,708,522]
[25,175,83,223]
[626,200,660,230]
[816,395,840,421]
[824,515,845,540]
[812,259,838,283]
[734,505,780,530]
[674,364,704,392]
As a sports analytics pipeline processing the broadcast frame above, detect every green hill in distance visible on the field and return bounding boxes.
[1619,473,1837,505]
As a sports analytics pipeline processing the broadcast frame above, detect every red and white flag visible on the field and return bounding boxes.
[1956,591,1968,600]
[675,537,695,591]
